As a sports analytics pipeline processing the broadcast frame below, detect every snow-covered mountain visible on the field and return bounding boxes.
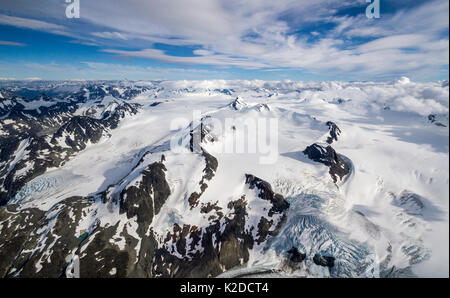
[0,79,448,278]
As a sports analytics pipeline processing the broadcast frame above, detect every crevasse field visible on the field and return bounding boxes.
[0,78,448,278]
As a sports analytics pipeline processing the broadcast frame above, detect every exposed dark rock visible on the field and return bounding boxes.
[303,143,328,164]
[256,103,270,111]
[78,223,134,278]
[303,121,346,181]
[52,116,106,150]
[2,197,93,277]
[313,254,335,267]
[245,174,289,244]
[150,175,288,277]
[202,149,218,181]
[149,196,253,277]
[188,149,218,209]
[215,88,235,96]
[245,174,290,216]
[255,216,274,244]
[189,118,216,153]
[200,201,222,214]
[303,143,350,183]
[119,161,171,235]
[0,205,45,277]
[229,97,247,110]
[287,247,306,263]
[326,121,341,144]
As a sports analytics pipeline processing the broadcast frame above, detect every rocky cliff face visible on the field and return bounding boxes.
[303,122,350,183]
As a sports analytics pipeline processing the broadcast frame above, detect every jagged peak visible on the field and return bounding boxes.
[229,96,248,110]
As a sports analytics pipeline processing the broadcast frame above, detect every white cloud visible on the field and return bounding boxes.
[357,34,429,52]
[0,40,26,46]
[91,32,128,40]
[0,13,66,31]
[103,48,270,68]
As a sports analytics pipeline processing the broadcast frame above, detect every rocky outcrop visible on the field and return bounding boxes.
[326,121,341,144]
[302,121,350,183]
[303,143,349,183]
[229,97,247,110]
[287,247,306,263]
[1,197,93,277]
[153,173,290,278]
[256,103,271,112]
[119,161,171,234]
[152,196,254,277]
[0,204,45,277]
[245,174,290,216]
[188,149,218,209]
[313,254,335,268]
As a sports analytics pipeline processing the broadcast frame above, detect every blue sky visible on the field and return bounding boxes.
[0,0,448,81]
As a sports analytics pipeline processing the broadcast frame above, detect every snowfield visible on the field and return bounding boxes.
[1,78,448,277]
